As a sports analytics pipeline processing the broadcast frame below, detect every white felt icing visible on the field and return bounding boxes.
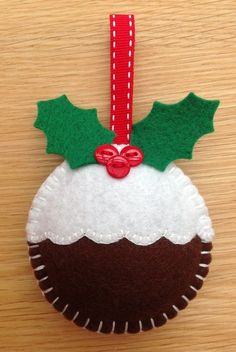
[26,162,214,246]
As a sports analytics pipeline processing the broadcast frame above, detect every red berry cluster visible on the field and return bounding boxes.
[95,144,144,178]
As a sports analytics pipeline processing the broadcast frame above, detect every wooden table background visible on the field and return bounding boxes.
[0,1,235,351]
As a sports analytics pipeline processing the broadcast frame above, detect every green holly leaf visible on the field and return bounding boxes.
[34,95,115,168]
[131,92,220,171]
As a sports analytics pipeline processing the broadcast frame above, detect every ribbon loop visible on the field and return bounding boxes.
[110,14,135,145]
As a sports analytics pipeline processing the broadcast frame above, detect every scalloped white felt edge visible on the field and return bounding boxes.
[26,162,214,246]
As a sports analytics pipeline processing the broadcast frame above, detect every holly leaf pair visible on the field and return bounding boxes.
[34,92,219,171]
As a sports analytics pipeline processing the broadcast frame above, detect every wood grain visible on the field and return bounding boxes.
[0,1,235,351]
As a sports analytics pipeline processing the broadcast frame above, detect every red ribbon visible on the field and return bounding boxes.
[110,14,135,145]
[95,15,140,179]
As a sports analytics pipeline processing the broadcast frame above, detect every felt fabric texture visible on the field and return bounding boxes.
[35,93,219,173]
[29,236,212,334]
[27,162,214,245]
[35,95,115,169]
[131,92,220,171]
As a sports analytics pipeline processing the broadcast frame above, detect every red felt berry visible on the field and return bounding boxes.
[106,155,130,178]
[95,144,119,165]
[120,146,144,167]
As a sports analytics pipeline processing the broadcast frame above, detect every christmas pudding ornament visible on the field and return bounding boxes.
[27,14,220,334]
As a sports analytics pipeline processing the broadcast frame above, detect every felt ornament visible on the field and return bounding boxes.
[27,14,220,334]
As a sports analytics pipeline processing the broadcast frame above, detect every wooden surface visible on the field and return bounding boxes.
[0,1,235,351]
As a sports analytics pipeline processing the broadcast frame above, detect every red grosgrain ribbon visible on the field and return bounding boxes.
[95,15,141,179]
[110,14,135,145]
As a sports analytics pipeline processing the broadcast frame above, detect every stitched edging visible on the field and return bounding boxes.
[26,162,214,246]
[28,239,212,334]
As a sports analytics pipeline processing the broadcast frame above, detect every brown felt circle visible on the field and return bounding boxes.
[29,236,212,334]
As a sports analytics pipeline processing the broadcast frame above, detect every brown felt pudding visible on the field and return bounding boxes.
[27,162,214,334]
[29,237,211,334]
